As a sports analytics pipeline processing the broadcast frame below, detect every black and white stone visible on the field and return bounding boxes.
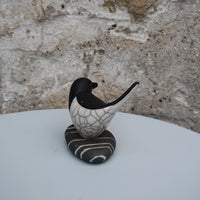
[65,125,116,164]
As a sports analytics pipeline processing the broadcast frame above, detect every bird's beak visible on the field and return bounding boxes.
[92,82,98,89]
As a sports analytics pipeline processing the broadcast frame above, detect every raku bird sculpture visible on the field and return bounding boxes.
[69,78,139,138]
[65,77,139,164]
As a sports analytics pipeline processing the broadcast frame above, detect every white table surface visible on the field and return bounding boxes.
[0,109,200,200]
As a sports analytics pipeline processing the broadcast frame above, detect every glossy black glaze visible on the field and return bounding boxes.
[69,77,139,110]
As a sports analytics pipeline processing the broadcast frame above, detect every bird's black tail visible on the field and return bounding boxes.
[106,82,139,107]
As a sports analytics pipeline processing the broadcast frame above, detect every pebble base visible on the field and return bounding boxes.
[65,125,116,164]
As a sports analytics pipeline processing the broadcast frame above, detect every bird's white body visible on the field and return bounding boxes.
[69,85,137,138]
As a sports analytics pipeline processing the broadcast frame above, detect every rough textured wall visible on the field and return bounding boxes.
[0,0,200,133]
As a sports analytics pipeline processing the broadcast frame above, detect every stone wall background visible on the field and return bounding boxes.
[0,0,200,133]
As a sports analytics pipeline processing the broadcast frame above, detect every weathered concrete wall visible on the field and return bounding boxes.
[0,0,200,133]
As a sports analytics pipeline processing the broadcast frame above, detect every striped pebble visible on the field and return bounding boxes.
[65,125,116,164]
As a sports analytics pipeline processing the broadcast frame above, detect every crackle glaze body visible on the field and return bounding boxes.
[69,78,139,138]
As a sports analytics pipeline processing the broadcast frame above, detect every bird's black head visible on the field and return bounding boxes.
[69,77,98,108]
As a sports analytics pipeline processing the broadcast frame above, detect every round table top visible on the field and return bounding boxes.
[0,109,200,200]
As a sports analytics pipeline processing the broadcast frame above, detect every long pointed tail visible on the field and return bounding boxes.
[98,81,139,130]
[106,82,139,108]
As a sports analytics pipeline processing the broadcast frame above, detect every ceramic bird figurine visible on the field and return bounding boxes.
[69,77,139,139]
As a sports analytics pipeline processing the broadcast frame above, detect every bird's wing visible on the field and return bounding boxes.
[75,81,139,113]
[76,92,107,109]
